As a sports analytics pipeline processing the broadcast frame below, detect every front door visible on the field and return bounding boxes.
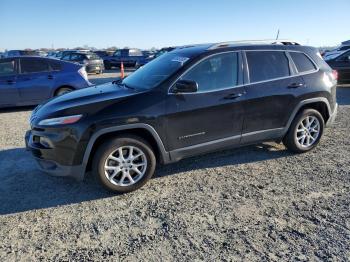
[164,52,245,156]
[0,58,19,107]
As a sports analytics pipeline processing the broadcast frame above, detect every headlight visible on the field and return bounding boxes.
[38,114,83,126]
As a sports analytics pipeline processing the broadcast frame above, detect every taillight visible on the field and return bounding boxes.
[332,70,338,81]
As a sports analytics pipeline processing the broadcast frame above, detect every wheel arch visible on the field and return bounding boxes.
[283,98,331,136]
[53,85,76,96]
[83,124,170,174]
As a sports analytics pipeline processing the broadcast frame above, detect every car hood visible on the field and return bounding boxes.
[32,82,146,123]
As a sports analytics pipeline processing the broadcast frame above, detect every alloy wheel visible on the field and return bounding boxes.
[104,146,147,186]
[295,116,320,148]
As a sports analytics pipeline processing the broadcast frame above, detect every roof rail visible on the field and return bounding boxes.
[207,39,301,50]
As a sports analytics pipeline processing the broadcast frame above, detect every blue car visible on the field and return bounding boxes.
[0,56,92,108]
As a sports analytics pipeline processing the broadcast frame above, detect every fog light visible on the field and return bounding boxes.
[39,137,51,148]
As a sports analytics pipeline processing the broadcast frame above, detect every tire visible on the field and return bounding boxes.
[55,87,73,96]
[283,109,324,153]
[92,136,156,193]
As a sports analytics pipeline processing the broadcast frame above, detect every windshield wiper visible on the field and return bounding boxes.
[112,79,135,90]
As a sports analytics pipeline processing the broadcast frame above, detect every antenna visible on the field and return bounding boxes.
[276,29,280,40]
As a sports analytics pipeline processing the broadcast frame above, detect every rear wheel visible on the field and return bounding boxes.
[55,87,73,96]
[283,109,324,153]
[93,136,156,193]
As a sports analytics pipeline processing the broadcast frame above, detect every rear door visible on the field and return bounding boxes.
[241,50,304,143]
[0,58,19,107]
[16,57,54,103]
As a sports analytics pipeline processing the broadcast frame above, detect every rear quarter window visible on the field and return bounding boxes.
[246,51,290,83]
[48,60,62,71]
[289,52,316,73]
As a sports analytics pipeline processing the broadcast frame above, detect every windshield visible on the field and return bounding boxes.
[122,52,190,90]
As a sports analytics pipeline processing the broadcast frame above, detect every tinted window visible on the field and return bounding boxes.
[20,58,49,74]
[181,52,238,92]
[48,60,62,71]
[0,60,15,76]
[289,52,316,73]
[246,51,290,83]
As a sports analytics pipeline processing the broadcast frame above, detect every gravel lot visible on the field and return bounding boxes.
[0,80,349,261]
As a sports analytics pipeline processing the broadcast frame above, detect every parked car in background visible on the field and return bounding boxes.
[0,52,4,58]
[154,47,176,58]
[326,50,350,83]
[103,48,152,69]
[36,50,48,57]
[5,50,38,57]
[61,52,104,74]
[46,51,59,58]
[94,50,114,60]
[25,41,337,193]
[323,40,350,60]
[0,56,91,108]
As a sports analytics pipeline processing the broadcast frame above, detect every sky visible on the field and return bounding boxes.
[0,0,349,51]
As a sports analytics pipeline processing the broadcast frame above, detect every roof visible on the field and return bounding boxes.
[171,40,305,58]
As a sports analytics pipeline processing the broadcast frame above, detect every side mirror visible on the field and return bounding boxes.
[172,80,198,93]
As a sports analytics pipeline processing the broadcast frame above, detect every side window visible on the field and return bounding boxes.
[113,50,121,57]
[0,60,16,76]
[48,60,62,71]
[20,58,49,74]
[289,52,316,73]
[246,51,290,83]
[70,54,80,61]
[181,52,239,92]
[61,54,71,60]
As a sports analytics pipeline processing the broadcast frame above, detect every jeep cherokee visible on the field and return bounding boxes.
[25,40,338,193]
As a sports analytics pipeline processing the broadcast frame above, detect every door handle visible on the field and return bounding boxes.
[224,91,246,100]
[48,75,54,80]
[288,82,304,88]
[7,80,15,85]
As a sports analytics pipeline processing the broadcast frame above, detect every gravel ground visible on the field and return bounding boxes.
[0,85,349,261]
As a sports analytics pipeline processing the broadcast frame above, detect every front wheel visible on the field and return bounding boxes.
[93,136,156,193]
[283,109,324,153]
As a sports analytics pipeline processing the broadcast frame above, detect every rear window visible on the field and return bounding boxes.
[20,58,49,73]
[85,53,100,60]
[289,52,316,73]
[246,51,290,83]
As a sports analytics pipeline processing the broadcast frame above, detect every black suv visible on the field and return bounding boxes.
[26,41,338,193]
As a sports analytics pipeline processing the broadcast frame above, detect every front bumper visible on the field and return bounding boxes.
[25,130,85,181]
[326,103,338,126]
